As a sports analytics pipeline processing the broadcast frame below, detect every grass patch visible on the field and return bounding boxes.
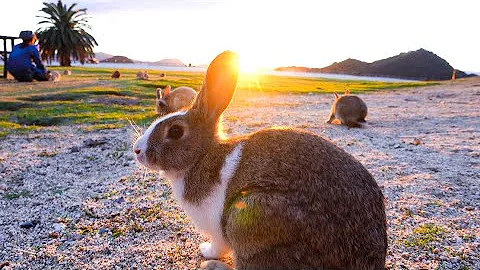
[81,123,124,131]
[3,190,30,199]
[403,223,445,248]
[0,101,31,111]
[0,65,436,137]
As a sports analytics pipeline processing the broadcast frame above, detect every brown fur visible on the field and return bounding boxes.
[48,71,61,82]
[137,51,386,269]
[136,71,149,80]
[326,91,368,128]
[111,70,121,79]
[155,86,197,115]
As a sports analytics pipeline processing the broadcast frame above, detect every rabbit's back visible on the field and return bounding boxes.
[336,95,367,122]
[222,128,386,269]
[169,87,197,111]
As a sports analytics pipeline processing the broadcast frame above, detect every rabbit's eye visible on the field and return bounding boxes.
[167,125,184,140]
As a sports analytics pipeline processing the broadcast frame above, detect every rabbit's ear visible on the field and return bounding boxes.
[194,51,239,120]
[156,88,161,99]
[164,85,171,97]
[334,92,339,99]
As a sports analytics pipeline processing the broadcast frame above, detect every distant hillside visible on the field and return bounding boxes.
[276,49,475,81]
[100,56,134,64]
[94,52,114,62]
[152,58,186,67]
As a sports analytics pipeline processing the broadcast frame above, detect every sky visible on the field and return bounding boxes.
[2,0,480,71]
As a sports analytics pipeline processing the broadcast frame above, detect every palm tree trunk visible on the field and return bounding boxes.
[59,50,71,66]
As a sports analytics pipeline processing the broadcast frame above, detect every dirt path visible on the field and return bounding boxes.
[1,78,479,269]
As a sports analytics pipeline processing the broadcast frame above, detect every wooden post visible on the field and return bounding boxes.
[2,38,7,78]
[451,69,456,80]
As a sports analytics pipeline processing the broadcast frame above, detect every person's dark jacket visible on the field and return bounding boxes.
[7,43,46,78]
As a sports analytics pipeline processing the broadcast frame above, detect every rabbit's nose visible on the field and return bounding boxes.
[134,148,141,155]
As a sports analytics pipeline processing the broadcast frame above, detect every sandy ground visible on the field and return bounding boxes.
[0,78,479,269]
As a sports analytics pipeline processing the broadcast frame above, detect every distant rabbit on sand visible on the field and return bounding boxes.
[133,51,386,270]
[48,71,61,82]
[155,85,197,115]
[326,90,368,128]
[136,71,149,80]
[111,70,121,79]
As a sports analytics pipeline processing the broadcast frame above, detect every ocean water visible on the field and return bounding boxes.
[75,62,422,82]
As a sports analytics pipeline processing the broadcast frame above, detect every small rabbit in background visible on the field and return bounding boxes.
[326,89,368,128]
[136,71,149,80]
[160,72,167,78]
[133,51,386,270]
[63,70,72,75]
[111,70,121,79]
[155,85,197,115]
[48,71,61,82]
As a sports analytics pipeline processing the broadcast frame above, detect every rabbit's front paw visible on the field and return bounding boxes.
[200,260,233,270]
[200,242,226,259]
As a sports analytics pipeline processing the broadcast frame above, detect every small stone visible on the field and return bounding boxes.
[98,228,109,235]
[49,232,60,238]
[53,223,66,233]
[20,221,37,229]
[412,138,421,145]
[83,138,107,148]
[70,146,80,153]
[114,197,125,204]
[393,144,402,149]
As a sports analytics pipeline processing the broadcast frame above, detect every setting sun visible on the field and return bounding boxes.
[238,54,263,73]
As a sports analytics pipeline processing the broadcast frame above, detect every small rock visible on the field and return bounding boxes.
[465,206,475,211]
[98,228,109,235]
[20,220,39,229]
[53,223,66,233]
[412,138,421,145]
[70,146,81,153]
[393,144,402,149]
[49,232,60,238]
[83,138,107,148]
[114,197,125,204]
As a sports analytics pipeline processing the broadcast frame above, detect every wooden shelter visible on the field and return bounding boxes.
[0,35,21,79]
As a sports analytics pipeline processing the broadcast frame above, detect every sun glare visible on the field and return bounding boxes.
[239,55,262,73]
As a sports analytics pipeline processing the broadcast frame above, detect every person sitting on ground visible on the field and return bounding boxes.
[7,30,49,82]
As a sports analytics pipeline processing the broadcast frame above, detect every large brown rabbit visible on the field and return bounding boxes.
[155,85,197,115]
[326,90,368,128]
[133,51,386,270]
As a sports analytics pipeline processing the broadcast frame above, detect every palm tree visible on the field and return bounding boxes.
[36,1,98,66]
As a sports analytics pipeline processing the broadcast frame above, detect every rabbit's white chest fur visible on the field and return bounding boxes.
[166,143,243,258]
